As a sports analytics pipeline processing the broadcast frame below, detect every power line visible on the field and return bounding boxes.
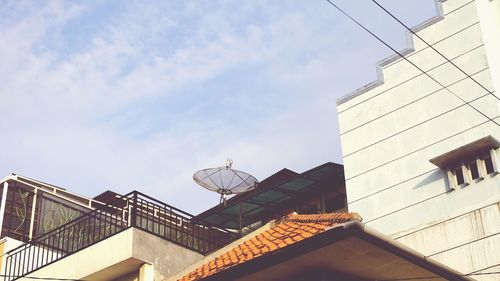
[325,0,500,127]
[343,93,494,159]
[370,0,500,102]
[375,271,500,281]
[340,66,489,135]
[0,275,82,281]
[0,270,498,281]
[0,270,497,281]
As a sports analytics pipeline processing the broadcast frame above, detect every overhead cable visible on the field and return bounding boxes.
[0,275,82,281]
[325,0,500,127]
[0,271,499,281]
[370,0,500,101]
[375,270,500,281]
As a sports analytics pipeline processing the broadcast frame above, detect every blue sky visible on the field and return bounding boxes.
[0,0,437,213]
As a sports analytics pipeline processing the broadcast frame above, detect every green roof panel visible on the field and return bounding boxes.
[193,162,344,230]
[204,215,229,225]
[307,166,336,180]
[278,178,315,192]
[220,202,259,216]
[251,190,287,203]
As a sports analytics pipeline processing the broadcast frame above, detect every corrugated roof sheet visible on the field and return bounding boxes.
[192,162,345,229]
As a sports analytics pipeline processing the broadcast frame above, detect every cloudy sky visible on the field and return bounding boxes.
[0,0,437,214]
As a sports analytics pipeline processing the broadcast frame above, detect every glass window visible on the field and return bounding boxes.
[2,186,35,241]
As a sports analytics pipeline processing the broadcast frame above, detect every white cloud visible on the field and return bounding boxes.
[0,0,438,213]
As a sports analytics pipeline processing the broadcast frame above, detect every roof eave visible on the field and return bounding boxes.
[203,221,472,281]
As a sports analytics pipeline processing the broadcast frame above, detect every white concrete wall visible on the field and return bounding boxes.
[132,229,204,281]
[337,0,500,278]
[396,203,500,281]
[0,237,24,275]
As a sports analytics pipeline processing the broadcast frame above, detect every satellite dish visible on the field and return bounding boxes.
[193,159,258,205]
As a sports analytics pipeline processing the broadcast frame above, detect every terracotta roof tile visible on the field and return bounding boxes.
[177,212,361,281]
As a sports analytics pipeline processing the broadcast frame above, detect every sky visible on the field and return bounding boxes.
[0,0,438,214]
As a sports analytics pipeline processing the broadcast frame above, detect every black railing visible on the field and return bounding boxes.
[4,191,238,281]
[130,191,237,253]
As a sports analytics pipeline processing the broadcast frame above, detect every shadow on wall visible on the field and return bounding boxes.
[413,169,445,190]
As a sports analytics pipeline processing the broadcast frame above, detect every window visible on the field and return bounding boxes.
[445,150,498,189]
[430,136,499,190]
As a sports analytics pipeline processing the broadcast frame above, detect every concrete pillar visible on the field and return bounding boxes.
[0,181,9,232]
[139,263,154,281]
[475,0,500,109]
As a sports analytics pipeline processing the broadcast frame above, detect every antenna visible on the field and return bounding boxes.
[193,159,258,206]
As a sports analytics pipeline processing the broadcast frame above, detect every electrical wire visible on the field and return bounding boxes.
[370,0,500,102]
[325,0,500,127]
[0,275,82,281]
[0,270,498,281]
[375,271,500,281]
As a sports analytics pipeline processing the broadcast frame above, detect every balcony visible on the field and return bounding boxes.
[3,191,238,281]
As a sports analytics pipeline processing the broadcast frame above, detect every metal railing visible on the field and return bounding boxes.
[130,191,237,254]
[4,191,238,281]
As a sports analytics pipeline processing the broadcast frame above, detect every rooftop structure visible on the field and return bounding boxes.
[0,174,102,242]
[0,162,464,281]
[193,162,346,234]
[0,162,351,281]
[175,213,471,281]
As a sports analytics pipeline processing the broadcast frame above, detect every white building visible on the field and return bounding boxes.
[337,0,500,279]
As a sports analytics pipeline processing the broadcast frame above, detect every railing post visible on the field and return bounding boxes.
[130,192,137,228]
[28,189,38,240]
[5,254,10,281]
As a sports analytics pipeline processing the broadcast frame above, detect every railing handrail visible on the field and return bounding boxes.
[4,203,129,281]
[7,190,237,255]
[127,191,195,218]
[129,191,236,236]
[6,192,129,255]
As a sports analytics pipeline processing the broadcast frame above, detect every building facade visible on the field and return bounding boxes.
[337,0,500,278]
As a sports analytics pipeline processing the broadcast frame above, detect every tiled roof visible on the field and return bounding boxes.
[178,212,361,281]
